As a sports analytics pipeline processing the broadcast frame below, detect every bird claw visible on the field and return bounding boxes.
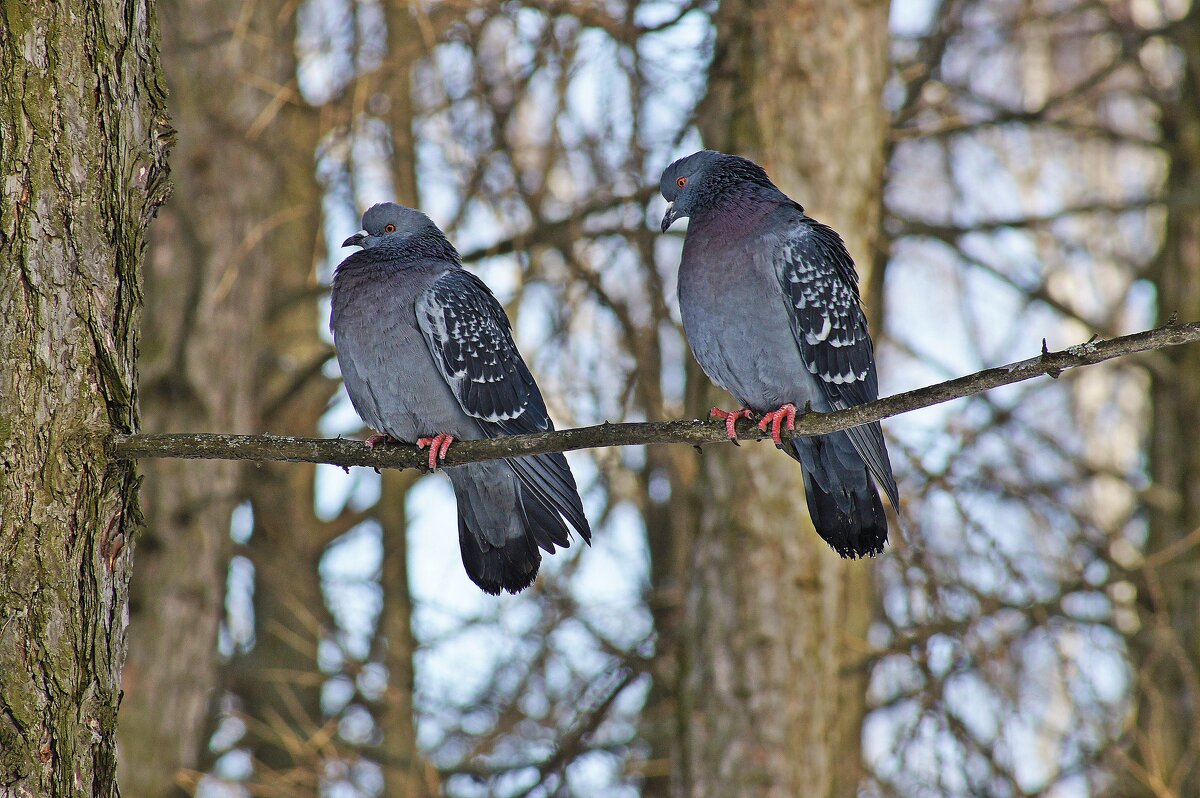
[416,434,455,471]
[757,403,798,447]
[364,433,400,450]
[710,406,753,444]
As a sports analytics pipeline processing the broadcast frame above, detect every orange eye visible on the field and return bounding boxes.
[384,224,396,233]
[676,176,688,188]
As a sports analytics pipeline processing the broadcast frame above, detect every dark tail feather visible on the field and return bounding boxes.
[517,481,573,552]
[457,513,540,596]
[792,432,889,558]
[507,452,591,543]
[451,463,583,596]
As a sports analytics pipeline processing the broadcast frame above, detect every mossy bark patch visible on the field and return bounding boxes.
[0,1,170,795]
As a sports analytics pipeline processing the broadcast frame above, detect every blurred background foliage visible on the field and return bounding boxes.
[118,0,1200,796]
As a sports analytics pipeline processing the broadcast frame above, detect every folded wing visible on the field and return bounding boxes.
[774,219,899,510]
[415,268,591,543]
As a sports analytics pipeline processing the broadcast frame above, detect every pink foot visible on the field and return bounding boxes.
[710,406,753,443]
[757,403,798,446]
[416,434,455,471]
[364,433,400,450]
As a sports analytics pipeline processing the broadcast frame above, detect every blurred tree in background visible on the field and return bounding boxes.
[676,2,890,795]
[874,1,1200,794]
[121,0,323,792]
[4,0,1195,796]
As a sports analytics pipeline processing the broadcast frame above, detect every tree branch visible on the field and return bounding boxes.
[108,322,1200,471]
[456,187,658,263]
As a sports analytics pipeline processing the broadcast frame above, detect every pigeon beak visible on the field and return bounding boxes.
[342,230,368,248]
[660,202,679,233]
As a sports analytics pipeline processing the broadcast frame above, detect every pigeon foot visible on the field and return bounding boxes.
[710,406,754,444]
[757,403,798,446]
[416,434,456,471]
[364,433,402,450]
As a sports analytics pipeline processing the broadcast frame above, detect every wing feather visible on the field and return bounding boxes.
[416,269,543,424]
[416,269,591,539]
[775,219,899,508]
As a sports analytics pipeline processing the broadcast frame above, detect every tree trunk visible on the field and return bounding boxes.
[372,10,435,793]
[239,471,328,788]
[0,1,170,795]
[233,18,327,783]
[1127,6,1200,796]
[376,472,433,795]
[641,362,705,797]
[674,1,891,796]
[119,0,325,792]
[118,0,285,790]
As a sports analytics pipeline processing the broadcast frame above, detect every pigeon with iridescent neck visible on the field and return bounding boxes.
[331,203,591,594]
[661,151,899,557]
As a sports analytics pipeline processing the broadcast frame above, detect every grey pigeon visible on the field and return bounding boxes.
[660,151,899,557]
[330,203,591,594]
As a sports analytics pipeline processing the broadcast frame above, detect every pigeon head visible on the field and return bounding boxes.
[659,150,781,232]
[341,202,439,250]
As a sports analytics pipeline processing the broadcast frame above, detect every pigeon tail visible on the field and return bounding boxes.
[456,513,541,595]
[791,432,888,558]
[448,460,580,595]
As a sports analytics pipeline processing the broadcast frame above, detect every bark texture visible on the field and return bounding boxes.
[676,1,891,796]
[1128,5,1200,795]
[0,1,170,795]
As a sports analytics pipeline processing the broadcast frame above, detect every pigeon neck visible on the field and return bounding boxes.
[370,230,462,266]
[693,187,785,231]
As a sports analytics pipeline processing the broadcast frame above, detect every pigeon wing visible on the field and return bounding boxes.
[775,219,899,509]
[416,269,590,538]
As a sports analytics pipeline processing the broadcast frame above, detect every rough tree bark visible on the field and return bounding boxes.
[675,1,892,796]
[1127,4,1200,796]
[0,1,171,795]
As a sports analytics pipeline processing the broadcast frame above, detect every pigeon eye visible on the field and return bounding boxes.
[384,224,396,233]
[676,177,688,188]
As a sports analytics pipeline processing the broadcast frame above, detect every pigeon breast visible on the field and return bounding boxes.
[331,256,481,443]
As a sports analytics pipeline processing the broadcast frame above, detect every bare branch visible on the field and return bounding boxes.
[109,322,1200,471]
[456,187,658,263]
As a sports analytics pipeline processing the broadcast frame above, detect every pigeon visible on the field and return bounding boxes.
[330,202,591,594]
[660,150,899,557]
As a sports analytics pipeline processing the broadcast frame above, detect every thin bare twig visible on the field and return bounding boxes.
[108,322,1200,472]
